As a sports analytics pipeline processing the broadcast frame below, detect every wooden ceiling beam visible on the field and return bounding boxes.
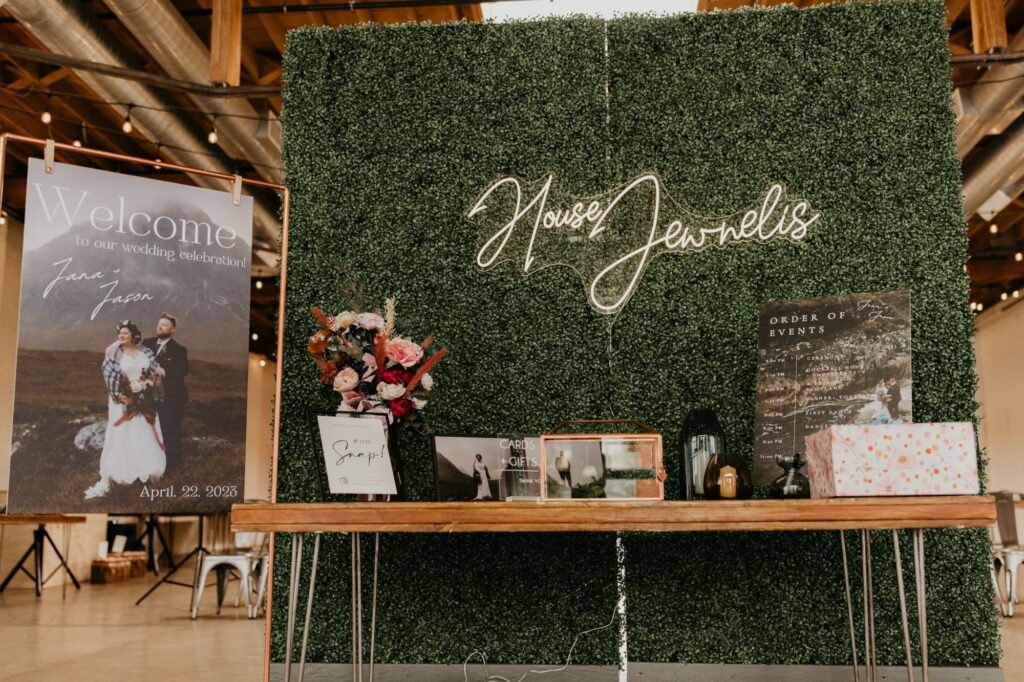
[967,258,1024,285]
[211,0,244,86]
[257,66,282,85]
[946,0,971,27]
[970,0,1008,53]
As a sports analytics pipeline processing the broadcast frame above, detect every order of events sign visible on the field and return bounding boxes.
[752,290,912,486]
[7,159,253,513]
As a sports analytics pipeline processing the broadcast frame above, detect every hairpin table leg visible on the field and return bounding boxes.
[913,529,930,682]
[369,532,381,682]
[284,533,304,682]
[351,533,358,682]
[861,530,877,682]
[356,531,364,682]
[892,530,914,682]
[839,531,861,682]
[298,532,321,682]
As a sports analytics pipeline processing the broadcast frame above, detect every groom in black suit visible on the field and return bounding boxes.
[144,313,189,473]
[885,377,903,421]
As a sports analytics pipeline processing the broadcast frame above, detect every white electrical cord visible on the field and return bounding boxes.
[463,602,619,682]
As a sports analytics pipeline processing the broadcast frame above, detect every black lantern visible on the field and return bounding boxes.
[680,409,726,500]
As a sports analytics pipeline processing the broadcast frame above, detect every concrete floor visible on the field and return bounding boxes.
[0,570,1020,681]
[0,568,262,681]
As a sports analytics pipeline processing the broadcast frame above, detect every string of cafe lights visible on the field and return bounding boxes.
[0,101,284,173]
[3,85,279,169]
[3,85,270,122]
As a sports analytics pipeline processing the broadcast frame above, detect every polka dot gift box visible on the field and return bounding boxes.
[804,423,979,497]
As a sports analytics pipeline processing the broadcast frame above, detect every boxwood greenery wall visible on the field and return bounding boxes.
[275,0,1000,667]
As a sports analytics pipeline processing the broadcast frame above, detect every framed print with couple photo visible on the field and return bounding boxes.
[432,434,542,502]
[540,429,665,501]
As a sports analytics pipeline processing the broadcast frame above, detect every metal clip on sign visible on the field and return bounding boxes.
[44,138,55,173]
[232,174,242,206]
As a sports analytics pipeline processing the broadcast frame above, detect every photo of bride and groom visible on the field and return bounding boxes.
[868,376,907,424]
[84,314,189,499]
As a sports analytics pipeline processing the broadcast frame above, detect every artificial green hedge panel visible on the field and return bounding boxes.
[276,0,999,667]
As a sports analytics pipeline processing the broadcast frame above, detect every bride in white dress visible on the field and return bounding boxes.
[472,454,492,500]
[85,321,166,499]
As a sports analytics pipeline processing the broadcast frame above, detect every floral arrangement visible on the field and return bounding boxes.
[307,298,446,422]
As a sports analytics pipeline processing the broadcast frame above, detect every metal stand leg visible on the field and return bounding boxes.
[839,532,861,682]
[892,530,914,682]
[369,533,380,682]
[913,529,930,682]
[298,533,321,682]
[284,533,304,682]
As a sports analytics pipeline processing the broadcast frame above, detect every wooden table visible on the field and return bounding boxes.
[233,496,995,682]
[1,514,86,597]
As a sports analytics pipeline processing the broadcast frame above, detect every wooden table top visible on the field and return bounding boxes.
[0,514,88,525]
[231,496,995,534]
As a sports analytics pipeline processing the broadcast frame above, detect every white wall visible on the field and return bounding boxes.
[975,298,1024,495]
[975,297,1024,544]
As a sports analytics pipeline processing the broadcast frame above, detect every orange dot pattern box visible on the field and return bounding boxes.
[804,423,979,497]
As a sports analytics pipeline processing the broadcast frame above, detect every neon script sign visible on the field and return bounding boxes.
[468,174,822,315]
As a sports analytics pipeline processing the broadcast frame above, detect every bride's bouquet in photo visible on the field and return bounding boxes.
[113,366,162,428]
[307,297,446,423]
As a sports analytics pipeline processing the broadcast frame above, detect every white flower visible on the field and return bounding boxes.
[376,382,405,400]
[420,373,434,390]
[356,312,385,331]
[412,398,427,410]
[329,311,355,332]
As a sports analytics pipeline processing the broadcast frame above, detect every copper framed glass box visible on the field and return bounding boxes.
[540,429,665,501]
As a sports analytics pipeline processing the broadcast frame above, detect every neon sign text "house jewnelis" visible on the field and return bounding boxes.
[468,174,822,315]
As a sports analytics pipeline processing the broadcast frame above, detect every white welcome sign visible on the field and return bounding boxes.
[468,174,822,315]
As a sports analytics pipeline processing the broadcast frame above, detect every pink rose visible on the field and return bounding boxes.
[384,337,424,368]
[355,312,385,331]
[333,367,360,393]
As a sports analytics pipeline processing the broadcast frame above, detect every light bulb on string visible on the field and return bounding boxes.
[0,211,6,226]
[1016,252,1023,262]
[255,280,264,290]
[40,94,52,125]
[207,117,218,145]
[1001,292,1009,301]
[990,224,999,234]
[259,359,267,368]
[1015,290,1021,299]
[251,333,258,341]
[122,105,133,134]
[978,302,984,311]
[72,139,81,148]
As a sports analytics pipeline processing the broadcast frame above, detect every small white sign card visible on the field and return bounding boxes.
[316,415,398,496]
